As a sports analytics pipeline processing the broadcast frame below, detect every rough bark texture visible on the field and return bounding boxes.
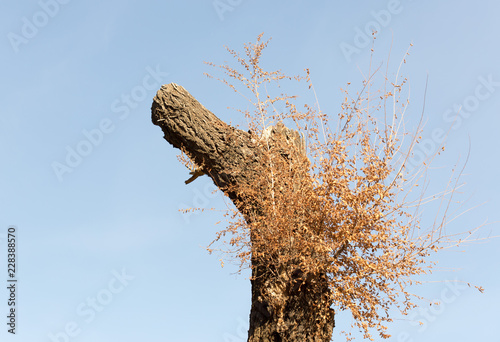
[151,83,335,341]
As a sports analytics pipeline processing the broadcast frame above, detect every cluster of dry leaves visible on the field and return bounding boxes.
[184,34,481,340]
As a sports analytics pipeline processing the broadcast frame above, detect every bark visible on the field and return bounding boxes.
[151,83,335,341]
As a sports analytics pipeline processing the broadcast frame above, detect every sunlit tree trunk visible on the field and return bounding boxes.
[152,83,335,341]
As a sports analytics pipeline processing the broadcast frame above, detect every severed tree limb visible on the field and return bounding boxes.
[151,83,260,206]
[151,83,335,342]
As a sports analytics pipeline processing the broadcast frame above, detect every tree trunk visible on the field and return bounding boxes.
[151,83,335,341]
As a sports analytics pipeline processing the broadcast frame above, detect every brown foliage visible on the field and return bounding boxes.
[181,34,481,340]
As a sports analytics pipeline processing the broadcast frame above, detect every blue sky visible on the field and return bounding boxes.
[1,1,499,341]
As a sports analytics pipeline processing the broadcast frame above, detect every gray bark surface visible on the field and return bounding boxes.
[152,83,335,341]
